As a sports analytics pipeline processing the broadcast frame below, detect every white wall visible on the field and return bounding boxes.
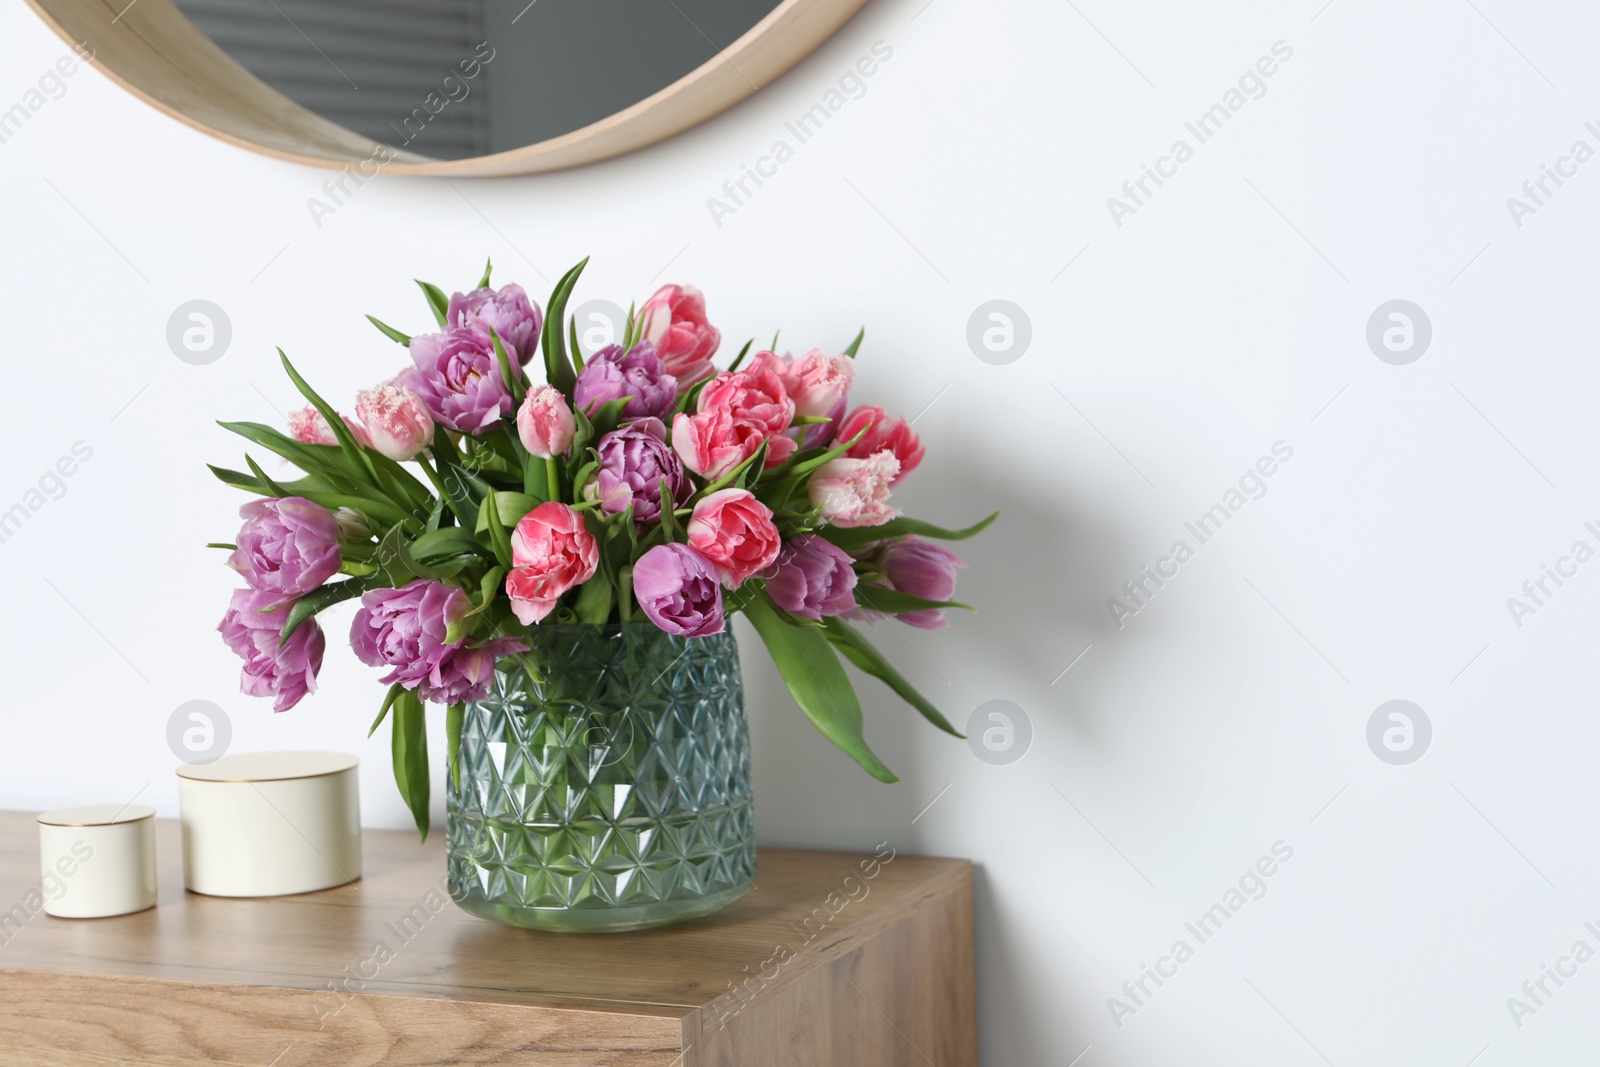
[4,0,1599,1063]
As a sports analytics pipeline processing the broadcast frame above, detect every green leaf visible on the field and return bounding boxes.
[491,327,525,407]
[368,683,404,738]
[676,375,713,416]
[572,569,614,624]
[622,300,638,350]
[206,542,237,550]
[366,314,411,346]
[570,458,599,499]
[366,452,432,511]
[467,565,507,616]
[207,464,409,527]
[727,338,754,374]
[416,279,449,327]
[843,327,865,359]
[568,315,585,372]
[216,421,367,496]
[479,490,514,568]
[410,526,485,562]
[741,592,897,782]
[446,703,465,790]
[569,404,597,462]
[391,688,431,841]
[244,453,288,498]
[735,441,768,492]
[852,585,972,616]
[280,574,381,647]
[476,258,493,288]
[474,490,538,534]
[431,442,489,527]
[384,523,481,578]
[821,617,961,737]
[819,510,1000,551]
[541,257,589,394]
[377,523,423,585]
[779,430,867,481]
[585,396,632,441]
[658,479,680,542]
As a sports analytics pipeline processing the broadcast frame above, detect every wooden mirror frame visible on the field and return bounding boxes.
[25,0,871,176]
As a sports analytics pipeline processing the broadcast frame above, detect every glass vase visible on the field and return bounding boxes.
[445,622,755,932]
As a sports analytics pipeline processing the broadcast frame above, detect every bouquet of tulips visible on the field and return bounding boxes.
[210,259,993,832]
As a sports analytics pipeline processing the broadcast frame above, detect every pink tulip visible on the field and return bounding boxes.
[837,405,924,484]
[686,488,781,589]
[759,349,854,420]
[516,385,575,458]
[808,450,900,528]
[640,284,721,390]
[672,408,759,481]
[505,502,599,624]
[288,405,371,449]
[288,406,336,445]
[354,382,434,461]
[697,367,797,468]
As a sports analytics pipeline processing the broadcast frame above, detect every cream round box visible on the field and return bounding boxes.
[36,804,158,918]
[178,751,361,897]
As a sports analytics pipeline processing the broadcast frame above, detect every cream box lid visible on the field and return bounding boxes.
[176,751,359,783]
[37,803,156,827]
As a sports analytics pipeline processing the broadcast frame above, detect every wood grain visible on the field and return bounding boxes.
[23,0,872,176]
[0,812,975,1065]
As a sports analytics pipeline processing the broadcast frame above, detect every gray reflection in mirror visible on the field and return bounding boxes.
[173,0,784,161]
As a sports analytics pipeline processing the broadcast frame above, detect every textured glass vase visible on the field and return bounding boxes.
[446,623,755,932]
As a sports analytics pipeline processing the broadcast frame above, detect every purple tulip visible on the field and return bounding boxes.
[350,579,527,704]
[428,644,505,706]
[800,394,849,450]
[594,417,690,524]
[764,535,858,621]
[633,543,725,637]
[448,283,541,365]
[402,324,514,433]
[573,341,677,421]
[861,536,965,629]
[218,588,325,712]
[227,497,341,606]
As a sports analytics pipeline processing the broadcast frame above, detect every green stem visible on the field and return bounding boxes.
[416,453,450,501]
[546,456,562,501]
[617,565,634,622]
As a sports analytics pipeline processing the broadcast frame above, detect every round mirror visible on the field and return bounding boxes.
[24,0,869,175]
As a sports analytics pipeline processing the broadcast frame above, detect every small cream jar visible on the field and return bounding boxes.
[36,804,158,918]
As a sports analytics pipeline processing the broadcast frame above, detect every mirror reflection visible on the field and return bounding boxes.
[172,0,782,160]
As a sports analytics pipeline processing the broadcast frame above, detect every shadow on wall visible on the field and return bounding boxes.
[744,427,1148,845]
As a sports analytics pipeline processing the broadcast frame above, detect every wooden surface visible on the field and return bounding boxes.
[0,812,976,1066]
[24,0,873,176]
